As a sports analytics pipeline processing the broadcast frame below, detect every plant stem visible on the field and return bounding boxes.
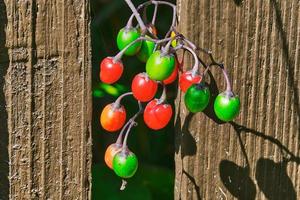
[127,0,176,37]
[113,92,133,109]
[125,14,135,29]
[153,1,177,28]
[161,39,173,56]
[221,68,232,92]
[182,38,197,50]
[124,0,147,33]
[116,119,132,145]
[151,3,158,25]
[114,36,174,61]
[158,83,167,104]
[122,102,143,150]
[180,45,200,77]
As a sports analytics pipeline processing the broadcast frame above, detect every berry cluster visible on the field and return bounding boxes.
[99,0,240,188]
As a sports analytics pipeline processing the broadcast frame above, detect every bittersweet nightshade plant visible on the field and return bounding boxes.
[99,0,241,189]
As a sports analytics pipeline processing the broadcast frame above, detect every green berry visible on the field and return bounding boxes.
[146,51,175,81]
[184,83,210,113]
[137,37,155,62]
[214,91,240,121]
[113,150,138,178]
[117,28,142,56]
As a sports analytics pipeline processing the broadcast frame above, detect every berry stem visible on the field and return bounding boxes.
[158,83,167,104]
[182,37,224,69]
[221,68,232,92]
[152,1,177,28]
[161,39,173,56]
[127,0,176,37]
[115,101,143,145]
[113,92,133,109]
[116,119,132,145]
[182,37,197,50]
[125,14,135,29]
[151,3,158,25]
[122,102,143,150]
[124,0,147,33]
[180,45,200,77]
[114,36,175,61]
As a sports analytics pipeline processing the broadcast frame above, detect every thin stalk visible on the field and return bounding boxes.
[182,38,197,50]
[124,0,147,32]
[114,36,175,61]
[151,3,158,25]
[158,83,167,104]
[116,119,132,145]
[113,92,133,109]
[178,45,200,77]
[122,102,143,150]
[222,68,232,92]
[127,0,176,36]
[153,1,177,28]
[161,39,173,56]
[183,37,224,69]
[125,14,135,29]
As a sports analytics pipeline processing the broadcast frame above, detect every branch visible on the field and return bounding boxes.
[124,0,147,32]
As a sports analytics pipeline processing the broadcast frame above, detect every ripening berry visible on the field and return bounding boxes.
[179,71,202,92]
[100,57,123,84]
[100,103,126,132]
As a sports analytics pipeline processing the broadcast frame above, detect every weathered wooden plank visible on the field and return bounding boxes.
[4,0,92,199]
[175,0,300,199]
[0,0,9,198]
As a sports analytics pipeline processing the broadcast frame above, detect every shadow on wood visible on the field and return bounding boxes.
[202,70,225,125]
[175,101,202,200]
[233,0,243,6]
[180,113,197,158]
[219,126,256,199]
[271,0,300,124]
[219,160,256,200]
[256,158,297,200]
[219,122,300,200]
[0,0,9,198]
[183,170,202,200]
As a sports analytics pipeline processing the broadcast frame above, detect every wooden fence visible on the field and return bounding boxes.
[0,0,299,199]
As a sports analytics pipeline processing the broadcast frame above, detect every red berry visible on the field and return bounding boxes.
[179,71,202,92]
[163,59,179,84]
[100,103,126,132]
[132,73,158,102]
[143,99,173,130]
[104,143,122,169]
[100,57,123,84]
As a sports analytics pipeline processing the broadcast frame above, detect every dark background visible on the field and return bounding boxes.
[91,0,176,199]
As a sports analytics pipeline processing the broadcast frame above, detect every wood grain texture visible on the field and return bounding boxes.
[4,0,92,199]
[0,0,9,199]
[175,0,300,199]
